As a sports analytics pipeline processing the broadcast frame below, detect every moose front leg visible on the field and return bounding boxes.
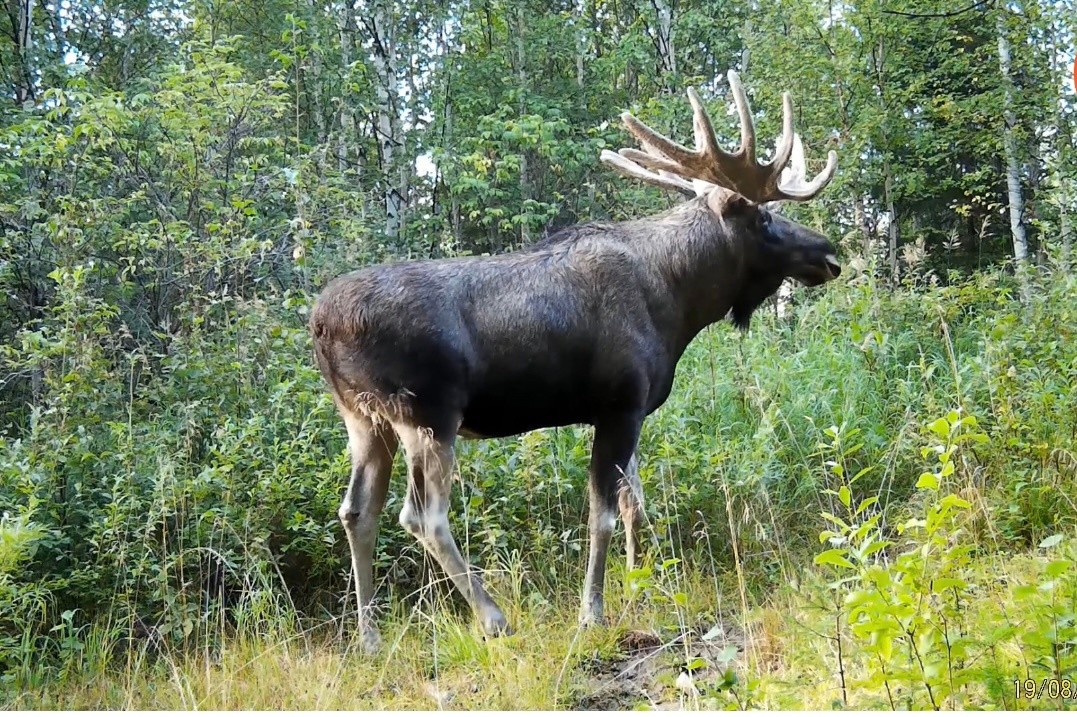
[580,414,642,626]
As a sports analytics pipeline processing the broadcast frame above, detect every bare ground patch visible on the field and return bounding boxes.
[574,621,750,710]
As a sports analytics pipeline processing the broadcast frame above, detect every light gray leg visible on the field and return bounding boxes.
[580,480,617,625]
[395,424,510,637]
[338,409,397,653]
[580,415,642,626]
[618,453,644,573]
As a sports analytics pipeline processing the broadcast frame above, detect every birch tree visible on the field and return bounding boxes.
[6,0,34,105]
[650,0,675,89]
[361,0,406,240]
[996,8,1029,267]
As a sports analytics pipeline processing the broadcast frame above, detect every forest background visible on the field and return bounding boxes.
[1,0,1076,709]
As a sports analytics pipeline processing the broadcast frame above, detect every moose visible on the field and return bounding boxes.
[310,71,841,650]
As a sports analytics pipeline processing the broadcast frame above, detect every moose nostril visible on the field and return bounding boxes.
[824,254,841,278]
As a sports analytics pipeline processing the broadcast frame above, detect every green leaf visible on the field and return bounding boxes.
[933,577,967,592]
[862,540,891,557]
[815,549,855,569]
[821,512,851,530]
[1039,534,1063,549]
[916,472,939,490]
[685,656,707,671]
[856,496,879,515]
[927,417,950,438]
[838,485,851,509]
[714,644,739,664]
[851,466,876,483]
[939,494,971,510]
[1045,559,1072,578]
[899,518,927,533]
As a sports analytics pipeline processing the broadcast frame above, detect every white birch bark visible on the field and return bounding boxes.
[996,11,1029,266]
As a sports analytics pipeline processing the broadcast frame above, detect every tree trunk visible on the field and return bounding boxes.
[740,14,751,76]
[996,11,1029,268]
[575,0,586,87]
[402,43,422,234]
[872,34,898,287]
[854,195,871,263]
[775,280,794,319]
[884,158,898,287]
[651,0,675,89]
[306,0,327,145]
[1062,204,1072,272]
[513,3,532,244]
[1048,8,1073,273]
[444,90,462,248]
[11,0,34,105]
[368,0,404,241]
[337,1,357,173]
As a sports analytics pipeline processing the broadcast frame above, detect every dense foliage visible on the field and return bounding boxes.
[0,0,1075,708]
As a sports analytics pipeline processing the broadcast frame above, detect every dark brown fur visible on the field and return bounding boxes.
[312,194,836,439]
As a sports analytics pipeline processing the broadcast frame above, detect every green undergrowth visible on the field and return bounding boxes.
[5,525,1077,709]
[1,262,1076,707]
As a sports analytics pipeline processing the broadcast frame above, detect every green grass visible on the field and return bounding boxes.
[4,562,737,709]
[6,537,1077,710]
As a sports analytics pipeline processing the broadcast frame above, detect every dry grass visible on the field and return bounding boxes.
[5,564,752,710]
[6,537,1075,710]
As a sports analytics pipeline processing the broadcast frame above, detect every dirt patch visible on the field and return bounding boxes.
[575,622,749,710]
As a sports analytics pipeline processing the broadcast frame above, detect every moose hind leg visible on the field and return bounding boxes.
[619,453,645,573]
[396,424,510,637]
[581,414,642,626]
[339,409,398,652]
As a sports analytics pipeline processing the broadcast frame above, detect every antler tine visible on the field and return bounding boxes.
[619,113,697,166]
[777,136,838,200]
[768,92,795,172]
[601,70,837,202]
[618,148,689,177]
[599,149,699,197]
[714,69,837,202]
[725,70,756,160]
[686,87,736,187]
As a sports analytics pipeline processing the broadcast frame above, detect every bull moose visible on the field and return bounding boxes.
[310,70,841,650]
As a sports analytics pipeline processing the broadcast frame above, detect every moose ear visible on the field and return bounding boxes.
[706,187,756,216]
[725,192,755,215]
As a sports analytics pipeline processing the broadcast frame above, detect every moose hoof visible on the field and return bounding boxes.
[359,627,383,654]
[479,607,512,637]
[578,608,607,628]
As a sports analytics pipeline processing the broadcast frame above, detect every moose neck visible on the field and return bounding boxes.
[636,197,779,355]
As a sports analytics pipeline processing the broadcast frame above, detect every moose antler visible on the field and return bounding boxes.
[600,70,838,203]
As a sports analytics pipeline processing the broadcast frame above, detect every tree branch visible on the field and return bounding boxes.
[882,0,991,19]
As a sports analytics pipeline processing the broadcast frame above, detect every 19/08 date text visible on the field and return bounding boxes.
[1015,678,1076,701]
